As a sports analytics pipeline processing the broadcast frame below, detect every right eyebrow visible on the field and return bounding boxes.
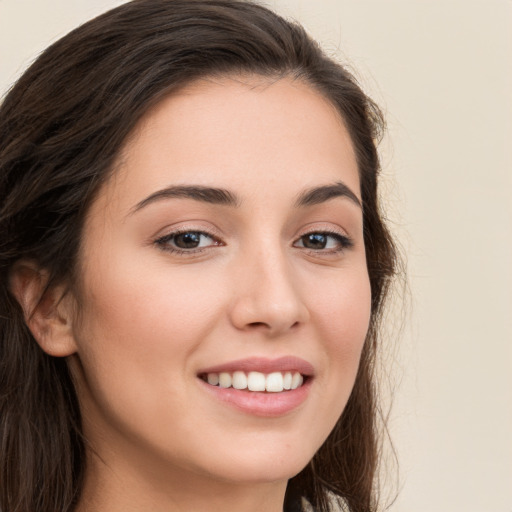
[128,185,241,216]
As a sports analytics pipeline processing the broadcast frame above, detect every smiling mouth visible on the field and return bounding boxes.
[198,371,306,393]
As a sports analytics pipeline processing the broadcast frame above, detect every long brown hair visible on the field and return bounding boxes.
[0,1,397,511]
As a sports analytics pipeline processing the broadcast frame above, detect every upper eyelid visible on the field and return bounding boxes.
[294,224,351,240]
[153,224,223,240]
[155,226,348,238]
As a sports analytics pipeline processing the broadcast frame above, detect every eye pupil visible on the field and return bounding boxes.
[175,232,201,248]
[302,233,327,249]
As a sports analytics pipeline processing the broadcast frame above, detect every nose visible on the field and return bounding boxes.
[228,247,310,336]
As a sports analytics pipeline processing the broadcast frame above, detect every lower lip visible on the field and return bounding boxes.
[198,378,312,417]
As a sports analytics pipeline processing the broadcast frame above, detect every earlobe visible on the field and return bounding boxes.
[9,261,78,357]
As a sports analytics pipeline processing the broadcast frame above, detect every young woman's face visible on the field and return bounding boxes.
[70,76,371,487]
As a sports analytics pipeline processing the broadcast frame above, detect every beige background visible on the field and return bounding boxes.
[1,1,510,511]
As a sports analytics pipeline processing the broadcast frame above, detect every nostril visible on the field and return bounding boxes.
[247,321,268,329]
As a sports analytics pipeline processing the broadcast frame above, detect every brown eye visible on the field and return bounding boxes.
[301,233,329,249]
[155,230,219,253]
[173,232,203,249]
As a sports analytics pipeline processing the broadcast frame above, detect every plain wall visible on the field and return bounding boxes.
[1,1,511,511]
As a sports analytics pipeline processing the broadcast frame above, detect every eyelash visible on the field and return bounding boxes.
[154,229,221,255]
[154,229,353,256]
[294,230,354,253]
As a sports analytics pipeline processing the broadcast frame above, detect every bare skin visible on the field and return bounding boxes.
[13,75,371,512]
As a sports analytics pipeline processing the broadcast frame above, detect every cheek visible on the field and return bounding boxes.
[72,250,232,414]
[70,255,228,450]
[309,265,371,401]
[78,249,223,349]
[312,266,372,348]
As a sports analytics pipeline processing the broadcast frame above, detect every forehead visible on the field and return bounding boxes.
[95,75,360,216]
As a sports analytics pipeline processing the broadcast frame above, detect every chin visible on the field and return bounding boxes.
[192,436,316,485]
[206,458,307,485]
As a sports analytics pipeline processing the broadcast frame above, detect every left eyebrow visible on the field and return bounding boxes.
[294,181,362,209]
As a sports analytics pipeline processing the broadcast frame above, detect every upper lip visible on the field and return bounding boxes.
[197,356,315,377]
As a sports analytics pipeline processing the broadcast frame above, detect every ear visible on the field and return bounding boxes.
[9,261,78,357]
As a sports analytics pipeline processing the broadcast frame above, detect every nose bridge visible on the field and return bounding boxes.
[229,237,309,334]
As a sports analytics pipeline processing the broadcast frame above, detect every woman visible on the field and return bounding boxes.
[0,1,397,511]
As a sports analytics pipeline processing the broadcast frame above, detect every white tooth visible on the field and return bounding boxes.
[207,373,219,386]
[247,371,266,391]
[232,371,248,390]
[291,372,303,390]
[283,372,292,390]
[219,372,232,388]
[266,372,284,392]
